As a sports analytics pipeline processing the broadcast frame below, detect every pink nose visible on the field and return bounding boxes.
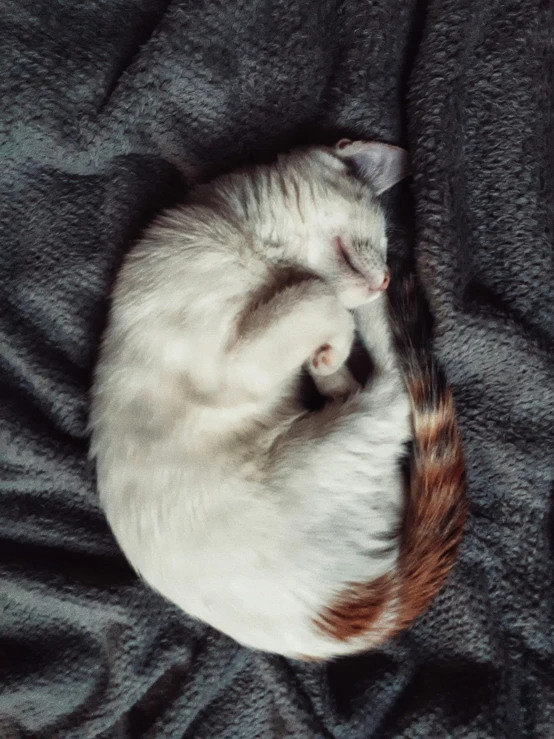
[376,270,390,291]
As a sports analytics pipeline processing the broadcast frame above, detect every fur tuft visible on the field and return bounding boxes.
[313,573,395,642]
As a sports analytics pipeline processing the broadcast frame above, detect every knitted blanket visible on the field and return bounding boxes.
[2,1,553,736]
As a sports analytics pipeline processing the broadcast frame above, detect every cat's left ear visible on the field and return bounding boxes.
[334,140,410,195]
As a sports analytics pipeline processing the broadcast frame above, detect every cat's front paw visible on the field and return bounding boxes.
[309,316,355,378]
[311,343,346,376]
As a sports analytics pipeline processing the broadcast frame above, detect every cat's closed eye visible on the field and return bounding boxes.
[335,236,363,276]
[335,236,390,293]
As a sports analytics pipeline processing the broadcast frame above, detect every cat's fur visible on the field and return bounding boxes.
[90,141,466,660]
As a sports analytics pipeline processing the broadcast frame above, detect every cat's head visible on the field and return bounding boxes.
[273,140,409,309]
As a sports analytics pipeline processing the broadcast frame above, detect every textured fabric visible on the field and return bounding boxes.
[1,1,553,737]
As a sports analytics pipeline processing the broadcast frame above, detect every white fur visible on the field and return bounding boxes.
[90,144,411,659]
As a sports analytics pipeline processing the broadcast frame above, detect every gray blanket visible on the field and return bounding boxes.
[2,1,553,736]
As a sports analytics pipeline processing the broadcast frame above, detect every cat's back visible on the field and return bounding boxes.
[90,167,306,494]
[95,181,272,403]
[90,180,283,568]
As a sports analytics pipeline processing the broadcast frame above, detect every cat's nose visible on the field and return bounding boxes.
[375,270,390,291]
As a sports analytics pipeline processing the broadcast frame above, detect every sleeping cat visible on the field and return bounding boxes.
[89,140,466,660]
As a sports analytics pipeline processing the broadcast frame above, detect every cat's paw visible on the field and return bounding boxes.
[312,365,360,401]
[310,320,355,378]
[311,343,346,376]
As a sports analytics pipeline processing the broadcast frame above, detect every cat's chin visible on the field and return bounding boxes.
[338,288,382,310]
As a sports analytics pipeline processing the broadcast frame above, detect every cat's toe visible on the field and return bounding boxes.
[311,344,341,376]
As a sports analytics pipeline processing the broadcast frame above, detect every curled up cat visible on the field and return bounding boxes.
[89,140,467,660]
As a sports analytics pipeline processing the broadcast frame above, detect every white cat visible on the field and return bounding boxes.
[90,141,466,660]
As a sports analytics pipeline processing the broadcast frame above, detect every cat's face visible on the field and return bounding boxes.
[270,141,409,309]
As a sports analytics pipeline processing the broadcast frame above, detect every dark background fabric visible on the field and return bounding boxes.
[1,0,553,736]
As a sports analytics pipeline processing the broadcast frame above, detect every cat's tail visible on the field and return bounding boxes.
[387,268,467,634]
[311,269,467,657]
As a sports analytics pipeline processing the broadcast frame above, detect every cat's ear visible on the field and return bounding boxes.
[334,140,410,195]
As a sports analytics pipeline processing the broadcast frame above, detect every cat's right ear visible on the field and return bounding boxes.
[334,140,410,195]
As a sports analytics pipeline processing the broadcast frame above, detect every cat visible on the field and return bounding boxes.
[89,140,466,660]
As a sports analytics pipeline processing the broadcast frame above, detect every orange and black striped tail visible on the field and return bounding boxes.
[387,267,467,632]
